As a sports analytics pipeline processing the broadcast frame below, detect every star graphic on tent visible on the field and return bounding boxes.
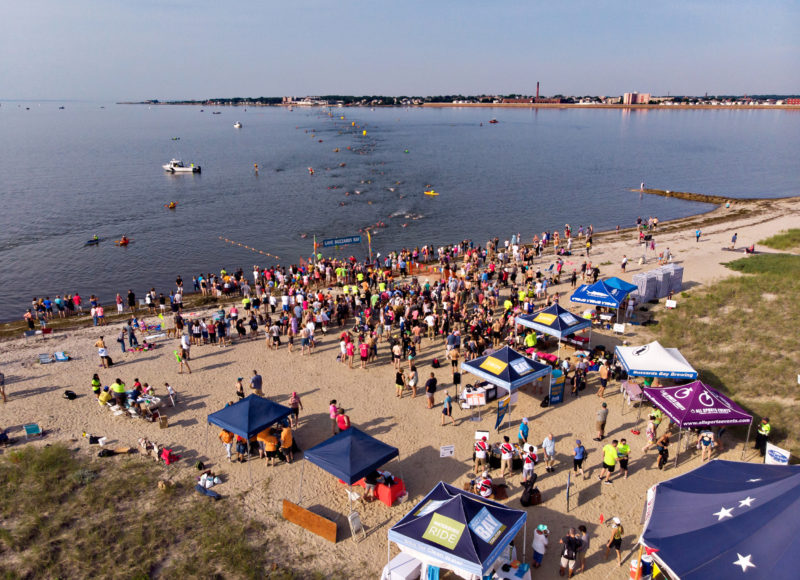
[713,506,734,520]
[733,553,755,572]
[746,478,762,483]
[739,496,756,507]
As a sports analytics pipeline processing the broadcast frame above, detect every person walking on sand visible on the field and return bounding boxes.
[441,391,455,426]
[597,439,618,484]
[577,525,590,574]
[617,438,631,479]
[289,391,303,428]
[531,524,549,569]
[604,518,624,567]
[559,528,582,578]
[474,436,489,474]
[542,433,556,473]
[329,399,338,435]
[175,349,191,374]
[695,229,701,242]
[235,377,245,400]
[395,368,407,398]
[572,439,586,476]
[731,232,738,249]
[594,402,608,441]
[620,255,627,272]
[597,361,609,397]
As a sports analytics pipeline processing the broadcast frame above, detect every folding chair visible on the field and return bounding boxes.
[348,510,367,543]
[41,328,53,338]
[23,330,37,340]
[54,351,70,362]
[38,353,54,364]
[24,423,42,439]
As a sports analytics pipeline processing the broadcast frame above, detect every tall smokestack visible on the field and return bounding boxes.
[536,82,540,100]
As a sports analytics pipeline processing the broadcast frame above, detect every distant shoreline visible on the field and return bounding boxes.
[119,101,800,111]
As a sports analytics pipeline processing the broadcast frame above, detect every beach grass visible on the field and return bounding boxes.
[0,445,306,579]
[656,253,800,453]
[758,228,800,251]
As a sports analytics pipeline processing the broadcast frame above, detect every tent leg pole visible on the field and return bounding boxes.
[743,420,753,460]
[523,523,527,563]
[674,429,681,468]
[298,461,305,505]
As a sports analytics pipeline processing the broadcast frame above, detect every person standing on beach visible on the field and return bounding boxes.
[518,417,529,448]
[425,372,438,409]
[594,403,608,440]
[336,408,351,432]
[597,440,618,484]
[329,400,338,434]
[250,370,264,397]
[95,337,109,368]
[617,438,631,479]
[289,391,303,427]
[597,361,610,398]
[541,433,556,473]
[620,255,627,272]
[127,289,136,312]
[441,391,454,426]
[695,229,701,242]
[731,233,738,249]
[604,518,624,567]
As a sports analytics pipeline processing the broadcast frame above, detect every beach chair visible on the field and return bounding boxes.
[54,351,70,362]
[347,510,367,543]
[23,330,37,340]
[24,423,42,440]
[38,353,54,364]
[41,328,53,339]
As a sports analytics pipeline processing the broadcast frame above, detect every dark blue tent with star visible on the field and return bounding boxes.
[460,345,551,392]
[388,481,527,579]
[640,460,800,580]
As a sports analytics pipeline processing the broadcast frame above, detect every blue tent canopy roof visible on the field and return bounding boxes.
[389,481,527,578]
[516,303,591,339]
[641,460,800,580]
[207,394,292,440]
[604,277,638,294]
[304,427,399,485]
[570,280,629,308]
[460,346,551,391]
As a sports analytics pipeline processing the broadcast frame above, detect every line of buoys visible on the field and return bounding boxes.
[218,236,280,260]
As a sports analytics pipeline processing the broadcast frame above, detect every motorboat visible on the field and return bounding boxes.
[489,119,499,124]
[234,122,242,128]
[163,159,201,173]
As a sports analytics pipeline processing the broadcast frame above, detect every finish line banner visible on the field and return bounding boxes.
[322,236,361,248]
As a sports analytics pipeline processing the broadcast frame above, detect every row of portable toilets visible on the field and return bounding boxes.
[632,264,684,302]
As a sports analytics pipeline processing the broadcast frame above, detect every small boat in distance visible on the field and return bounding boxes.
[212,111,221,115]
[424,190,439,196]
[234,122,242,128]
[163,159,201,173]
[489,119,499,124]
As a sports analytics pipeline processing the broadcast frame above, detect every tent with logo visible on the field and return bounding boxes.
[639,460,800,580]
[604,276,638,295]
[206,395,293,483]
[461,346,552,428]
[460,346,551,392]
[642,382,753,465]
[570,279,630,309]
[388,481,527,580]
[615,341,697,379]
[516,303,592,340]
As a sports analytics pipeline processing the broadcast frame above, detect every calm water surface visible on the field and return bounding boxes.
[1,102,798,320]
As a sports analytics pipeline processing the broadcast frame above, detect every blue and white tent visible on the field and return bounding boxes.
[640,460,800,580]
[388,481,527,579]
[460,346,551,392]
[516,303,591,339]
[604,276,638,294]
[570,280,629,308]
[615,341,697,379]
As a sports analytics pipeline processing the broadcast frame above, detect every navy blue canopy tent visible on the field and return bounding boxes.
[388,481,527,579]
[207,394,292,439]
[516,303,591,339]
[460,345,551,392]
[303,427,399,485]
[570,280,629,308]
[640,460,800,580]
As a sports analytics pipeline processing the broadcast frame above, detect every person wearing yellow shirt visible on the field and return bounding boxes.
[261,429,279,467]
[98,386,113,406]
[110,378,127,406]
[616,439,631,480]
[524,331,537,350]
[597,440,618,484]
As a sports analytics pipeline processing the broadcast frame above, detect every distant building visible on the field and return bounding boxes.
[787,98,800,105]
[623,92,651,104]
[502,98,534,104]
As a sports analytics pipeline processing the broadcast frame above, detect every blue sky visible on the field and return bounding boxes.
[1,0,797,100]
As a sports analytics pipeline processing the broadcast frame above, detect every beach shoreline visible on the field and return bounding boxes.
[3,191,795,334]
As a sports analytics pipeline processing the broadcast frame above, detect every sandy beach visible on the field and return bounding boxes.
[2,196,798,579]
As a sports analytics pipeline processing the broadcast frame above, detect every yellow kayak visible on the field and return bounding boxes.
[424,190,439,196]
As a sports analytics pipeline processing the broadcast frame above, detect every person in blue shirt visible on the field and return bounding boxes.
[572,440,586,476]
[518,417,529,447]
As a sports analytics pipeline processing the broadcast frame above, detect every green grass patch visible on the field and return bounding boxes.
[656,253,800,453]
[0,445,307,579]
[759,228,800,251]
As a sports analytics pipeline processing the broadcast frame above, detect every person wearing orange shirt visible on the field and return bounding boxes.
[218,429,234,461]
